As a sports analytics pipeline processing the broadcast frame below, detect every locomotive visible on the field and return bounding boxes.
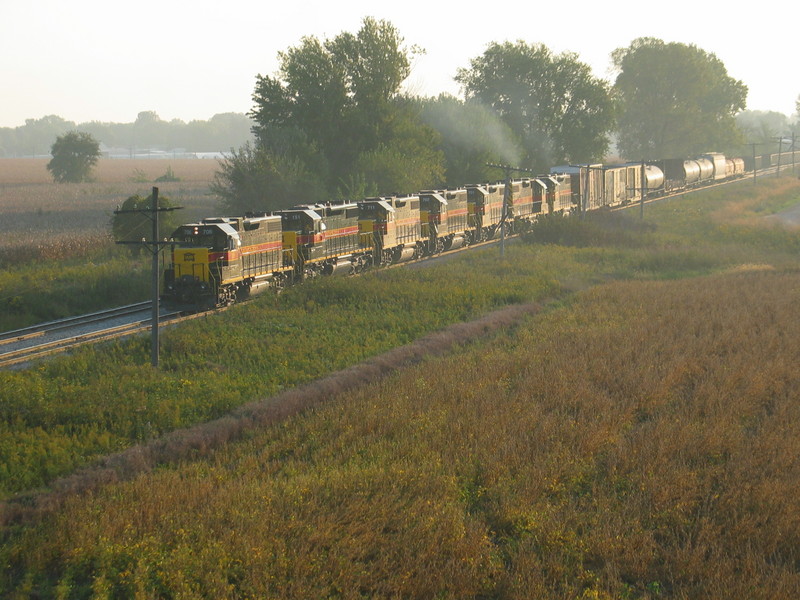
[162,149,773,310]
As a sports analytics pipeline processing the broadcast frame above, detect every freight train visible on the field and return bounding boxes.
[161,149,789,309]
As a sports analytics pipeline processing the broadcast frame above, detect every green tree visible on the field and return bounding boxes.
[455,41,614,171]
[18,115,76,156]
[354,101,445,195]
[46,131,101,183]
[247,18,442,199]
[210,142,327,214]
[612,38,747,159]
[111,192,181,255]
[735,110,788,151]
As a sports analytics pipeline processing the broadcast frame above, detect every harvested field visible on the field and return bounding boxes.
[0,158,221,263]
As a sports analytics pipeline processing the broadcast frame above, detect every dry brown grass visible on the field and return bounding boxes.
[0,158,221,266]
[0,158,220,185]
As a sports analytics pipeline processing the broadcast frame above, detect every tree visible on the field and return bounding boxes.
[735,110,789,150]
[455,41,615,171]
[210,142,327,214]
[247,18,442,199]
[612,38,747,159]
[353,101,445,195]
[46,131,101,183]
[19,115,76,156]
[111,192,181,255]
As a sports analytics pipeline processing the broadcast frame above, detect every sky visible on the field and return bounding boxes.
[1,0,797,129]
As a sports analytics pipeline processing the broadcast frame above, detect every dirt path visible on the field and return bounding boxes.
[766,204,800,227]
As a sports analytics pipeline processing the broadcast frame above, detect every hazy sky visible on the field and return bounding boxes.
[2,0,797,128]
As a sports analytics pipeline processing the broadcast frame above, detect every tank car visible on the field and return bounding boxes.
[725,157,745,178]
[163,214,290,309]
[642,164,665,195]
[694,156,715,184]
[700,153,728,181]
[659,158,702,191]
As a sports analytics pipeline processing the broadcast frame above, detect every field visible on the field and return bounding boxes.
[0,158,220,249]
[2,173,800,597]
[0,159,221,329]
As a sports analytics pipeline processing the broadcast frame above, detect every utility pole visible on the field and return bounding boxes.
[115,187,182,367]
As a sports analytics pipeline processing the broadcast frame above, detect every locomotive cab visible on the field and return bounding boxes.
[163,220,241,307]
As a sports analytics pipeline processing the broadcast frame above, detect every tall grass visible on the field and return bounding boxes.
[5,270,800,597]
[0,249,563,500]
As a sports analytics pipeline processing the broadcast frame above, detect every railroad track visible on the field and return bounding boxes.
[0,302,186,369]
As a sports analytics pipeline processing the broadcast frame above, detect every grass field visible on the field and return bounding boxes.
[2,174,800,598]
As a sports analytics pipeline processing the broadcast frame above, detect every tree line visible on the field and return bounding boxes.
[211,21,799,215]
[29,18,800,213]
[0,112,255,158]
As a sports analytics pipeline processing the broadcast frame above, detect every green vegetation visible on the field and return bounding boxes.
[46,132,100,183]
[456,40,615,170]
[612,37,748,158]
[0,113,254,158]
[0,158,220,331]
[2,176,800,597]
[110,192,182,257]
[0,243,151,331]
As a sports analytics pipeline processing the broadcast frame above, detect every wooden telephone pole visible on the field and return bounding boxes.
[114,187,182,367]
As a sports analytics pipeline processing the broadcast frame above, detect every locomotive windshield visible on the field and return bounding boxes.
[174,225,227,250]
